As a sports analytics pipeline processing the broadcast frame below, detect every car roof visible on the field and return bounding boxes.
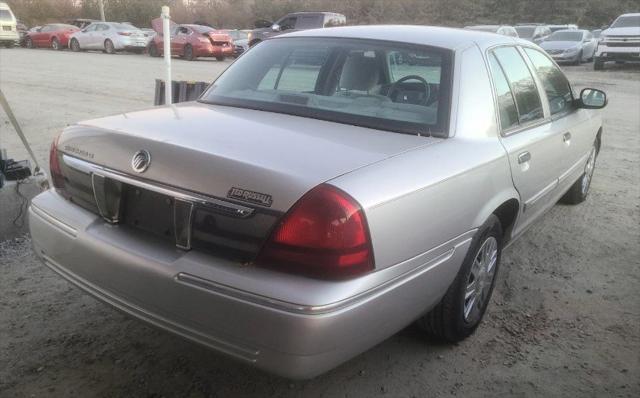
[618,13,640,17]
[282,25,523,50]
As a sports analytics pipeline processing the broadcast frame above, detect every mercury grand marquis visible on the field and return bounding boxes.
[29,26,607,378]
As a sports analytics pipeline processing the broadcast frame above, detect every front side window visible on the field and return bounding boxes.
[202,37,452,136]
[278,17,296,31]
[492,47,544,123]
[524,48,574,116]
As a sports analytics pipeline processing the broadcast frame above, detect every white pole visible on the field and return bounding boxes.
[162,6,172,105]
[98,0,105,21]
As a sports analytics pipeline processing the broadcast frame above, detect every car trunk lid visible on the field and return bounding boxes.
[56,102,439,260]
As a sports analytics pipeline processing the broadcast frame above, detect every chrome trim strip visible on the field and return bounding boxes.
[30,204,78,238]
[175,231,475,315]
[559,152,589,183]
[40,253,259,362]
[524,178,558,210]
[63,154,254,219]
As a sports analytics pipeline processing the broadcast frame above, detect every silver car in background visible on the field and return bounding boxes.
[29,26,607,379]
[540,29,597,64]
[69,22,150,54]
[465,25,519,37]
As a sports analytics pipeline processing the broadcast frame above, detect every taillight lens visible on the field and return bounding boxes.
[257,184,373,279]
[49,134,65,189]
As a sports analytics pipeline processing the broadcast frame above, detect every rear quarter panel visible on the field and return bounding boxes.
[329,44,519,271]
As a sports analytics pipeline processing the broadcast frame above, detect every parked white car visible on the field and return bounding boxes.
[69,22,150,54]
[594,13,640,70]
[0,1,19,47]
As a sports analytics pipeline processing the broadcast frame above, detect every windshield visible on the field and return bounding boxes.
[547,31,583,41]
[0,9,13,20]
[515,27,535,38]
[611,15,640,28]
[201,38,452,136]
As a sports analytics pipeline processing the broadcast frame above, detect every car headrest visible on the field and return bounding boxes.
[339,53,380,92]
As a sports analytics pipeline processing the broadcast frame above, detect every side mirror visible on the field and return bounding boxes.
[271,23,281,32]
[578,88,607,109]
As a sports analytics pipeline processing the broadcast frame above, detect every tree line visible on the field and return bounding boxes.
[7,0,637,30]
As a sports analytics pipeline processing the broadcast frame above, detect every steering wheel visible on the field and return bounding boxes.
[387,75,431,106]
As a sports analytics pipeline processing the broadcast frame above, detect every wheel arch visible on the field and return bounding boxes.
[472,189,521,245]
[595,126,603,154]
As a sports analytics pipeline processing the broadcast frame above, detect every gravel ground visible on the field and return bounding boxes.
[1,48,639,398]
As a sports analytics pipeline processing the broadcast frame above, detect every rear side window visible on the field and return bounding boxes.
[488,53,519,130]
[524,48,574,116]
[296,16,321,29]
[493,47,544,124]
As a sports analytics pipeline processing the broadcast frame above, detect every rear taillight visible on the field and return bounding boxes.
[49,134,65,189]
[257,184,373,279]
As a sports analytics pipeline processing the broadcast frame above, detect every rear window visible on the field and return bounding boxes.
[201,37,452,136]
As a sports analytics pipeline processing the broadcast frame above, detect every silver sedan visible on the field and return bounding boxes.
[30,26,607,379]
[540,29,598,64]
[69,22,150,54]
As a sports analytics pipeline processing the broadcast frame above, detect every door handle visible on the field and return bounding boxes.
[518,151,531,164]
[563,132,572,142]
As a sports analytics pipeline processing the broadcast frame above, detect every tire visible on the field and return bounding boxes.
[417,215,503,342]
[183,44,195,61]
[51,37,61,50]
[26,37,34,49]
[560,141,598,205]
[574,50,583,65]
[148,43,159,57]
[132,49,144,54]
[70,38,80,52]
[104,39,115,54]
[594,58,604,70]
[216,56,225,61]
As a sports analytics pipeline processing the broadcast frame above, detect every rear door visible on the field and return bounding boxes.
[523,47,599,194]
[488,46,564,235]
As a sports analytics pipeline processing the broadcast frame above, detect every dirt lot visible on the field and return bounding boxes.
[1,48,639,398]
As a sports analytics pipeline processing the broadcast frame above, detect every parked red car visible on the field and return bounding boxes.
[25,23,79,50]
[148,19,233,61]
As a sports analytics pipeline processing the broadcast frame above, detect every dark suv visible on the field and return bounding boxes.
[248,12,346,47]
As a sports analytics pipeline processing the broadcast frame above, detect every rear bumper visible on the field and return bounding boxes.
[29,190,471,378]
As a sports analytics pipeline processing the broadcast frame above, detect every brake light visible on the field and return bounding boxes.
[49,134,65,189]
[257,184,373,279]
[118,32,132,36]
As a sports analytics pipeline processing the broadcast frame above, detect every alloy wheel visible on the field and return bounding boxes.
[463,236,498,324]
